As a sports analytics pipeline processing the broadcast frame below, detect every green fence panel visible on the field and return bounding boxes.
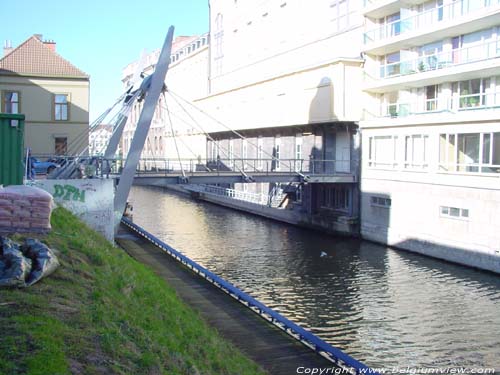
[0,113,25,186]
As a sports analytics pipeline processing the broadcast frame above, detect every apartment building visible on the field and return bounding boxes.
[121,34,209,166]
[0,35,90,156]
[192,0,366,233]
[89,124,113,156]
[359,0,500,271]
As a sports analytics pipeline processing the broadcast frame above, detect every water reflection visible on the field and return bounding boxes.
[129,186,500,368]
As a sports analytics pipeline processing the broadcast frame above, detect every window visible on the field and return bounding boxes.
[54,94,69,121]
[379,12,400,39]
[370,196,391,208]
[453,78,490,109]
[229,138,234,168]
[55,137,67,155]
[418,41,443,71]
[368,135,398,168]
[242,139,247,160]
[321,186,350,211]
[2,91,20,113]
[425,85,438,111]
[418,0,444,26]
[214,13,224,76]
[381,52,400,77]
[440,206,469,219]
[330,0,349,32]
[405,134,429,169]
[295,135,302,172]
[274,137,281,171]
[439,132,500,173]
[211,140,217,161]
[257,137,263,170]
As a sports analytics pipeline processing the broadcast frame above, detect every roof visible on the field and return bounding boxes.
[0,35,89,79]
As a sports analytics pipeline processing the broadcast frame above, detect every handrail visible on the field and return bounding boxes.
[120,218,379,375]
[371,91,500,118]
[32,155,355,178]
[376,39,500,79]
[191,184,269,205]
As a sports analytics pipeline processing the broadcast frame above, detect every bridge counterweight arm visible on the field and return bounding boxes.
[113,26,175,230]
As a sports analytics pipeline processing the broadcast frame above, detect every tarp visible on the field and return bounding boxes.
[0,236,59,287]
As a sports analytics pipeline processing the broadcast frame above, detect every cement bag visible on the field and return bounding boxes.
[0,185,53,233]
[0,237,32,287]
[23,239,60,286]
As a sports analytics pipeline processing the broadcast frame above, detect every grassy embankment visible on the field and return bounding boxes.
[0,207,265,375]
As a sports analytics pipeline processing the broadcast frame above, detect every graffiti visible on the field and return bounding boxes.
[53,184,86,203]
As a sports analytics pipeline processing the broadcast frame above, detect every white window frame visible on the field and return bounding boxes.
[368,135,399,169]
[370,196,391,208]
[274,136,281,171]
[257,137,263,170]
[295,135,302,172]
[404,134,429,170]
[440,206,469,220]
[439,131,500,174]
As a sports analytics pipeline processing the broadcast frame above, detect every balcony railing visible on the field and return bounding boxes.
[377,39,500,79]
[364,0,500,44]
[373,91,500,118]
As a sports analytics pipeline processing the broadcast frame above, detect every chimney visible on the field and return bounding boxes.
[3,40,13,56]
[34,34,43,40]
[43,39,56,52]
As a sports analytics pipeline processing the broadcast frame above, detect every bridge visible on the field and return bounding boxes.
[130,157,357,185]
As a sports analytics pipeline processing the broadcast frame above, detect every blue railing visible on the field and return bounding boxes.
[121,217,380,375]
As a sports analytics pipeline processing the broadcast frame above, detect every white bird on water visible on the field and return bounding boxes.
[320,251,328,257]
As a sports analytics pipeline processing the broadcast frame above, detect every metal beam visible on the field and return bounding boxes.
[104,113,128,159]
[114,26,175,229]
[104,49,148,159]
[131,173,357,186]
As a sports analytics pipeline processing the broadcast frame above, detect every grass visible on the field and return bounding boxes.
[0,207,265,375]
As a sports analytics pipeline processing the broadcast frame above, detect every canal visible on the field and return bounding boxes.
[129,185,500,369]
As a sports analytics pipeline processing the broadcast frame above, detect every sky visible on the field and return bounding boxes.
[0,0,209,121]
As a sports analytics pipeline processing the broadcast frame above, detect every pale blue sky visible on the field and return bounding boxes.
[0,0,209,121]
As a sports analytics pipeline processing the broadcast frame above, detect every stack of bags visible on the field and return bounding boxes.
[0,185,53,233]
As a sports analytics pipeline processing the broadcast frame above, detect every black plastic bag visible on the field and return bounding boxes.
[23,238,60,286]
[0,237,32,287]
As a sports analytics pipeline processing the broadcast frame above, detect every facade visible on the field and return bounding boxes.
[359,1,500,271]
[89,124,113,156]
[121,34,209,167]
[195,0,365,234]
[0,35,90,156]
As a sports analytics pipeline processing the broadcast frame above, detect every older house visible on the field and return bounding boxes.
[0,34,89,156]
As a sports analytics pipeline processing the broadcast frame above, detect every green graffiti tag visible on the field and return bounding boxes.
[53,184,86,202]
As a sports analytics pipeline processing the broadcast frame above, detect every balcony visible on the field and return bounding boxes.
[363,0,402,18]
[382,40,500,79]
[363,0,500,54]
[364,40,500,92]
[367,91,500,119]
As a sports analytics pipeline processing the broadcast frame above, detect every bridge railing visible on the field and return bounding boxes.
[188,184,270,205]
[133,157,357,176]
[31,155,359,178]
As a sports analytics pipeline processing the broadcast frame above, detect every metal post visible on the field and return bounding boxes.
[113,26,175,230]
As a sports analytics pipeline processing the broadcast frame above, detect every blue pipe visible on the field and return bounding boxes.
[121,217,380,375]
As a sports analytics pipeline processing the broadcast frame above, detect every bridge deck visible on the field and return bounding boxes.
[116,224,336,374]
[131,171,356,185]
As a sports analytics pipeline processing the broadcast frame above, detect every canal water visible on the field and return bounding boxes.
[129,186,500,369]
